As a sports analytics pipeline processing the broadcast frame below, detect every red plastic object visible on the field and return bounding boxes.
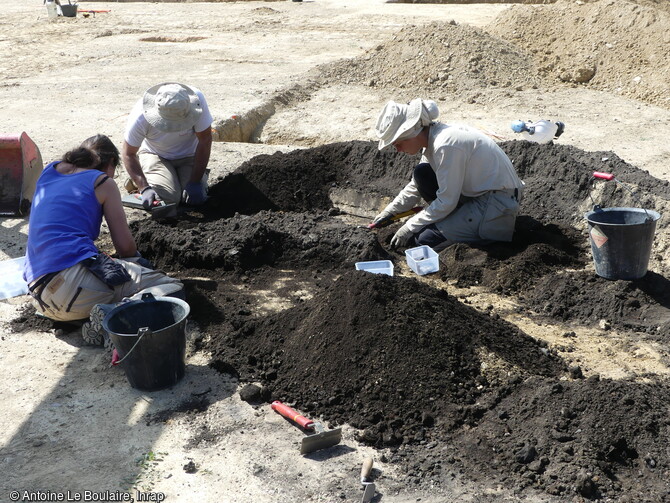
[0,132,43,215]
[271,401,314,430]
[111,348,120,366]
[593,171,615,181]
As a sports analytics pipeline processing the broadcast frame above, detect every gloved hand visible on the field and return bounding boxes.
[135,256,155,270]
[140,186,159,210]
[373,209,394,225]
[390,223,415,249]
[182,181,207,206]
[132,251,155,270]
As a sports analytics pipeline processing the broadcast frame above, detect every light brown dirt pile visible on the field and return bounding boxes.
[487,0,670,109]
[321,0,669,111]
[320,21,542,104]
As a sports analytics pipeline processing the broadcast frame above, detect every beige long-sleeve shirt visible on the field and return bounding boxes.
[384,122,524,233]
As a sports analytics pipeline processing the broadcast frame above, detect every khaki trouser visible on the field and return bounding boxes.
[29,257,183,322]
[434,188,523,244]
[124,152,208,205]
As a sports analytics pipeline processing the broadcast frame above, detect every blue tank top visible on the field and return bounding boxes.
[23,161,105,283]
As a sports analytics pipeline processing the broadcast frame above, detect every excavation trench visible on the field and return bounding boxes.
[211,83,318,144]
[13,139,670,500]
[125,139,670,501]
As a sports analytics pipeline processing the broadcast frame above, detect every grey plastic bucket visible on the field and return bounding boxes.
[102,293,190,391]
[60,4,77,17]
[584,207,661,280]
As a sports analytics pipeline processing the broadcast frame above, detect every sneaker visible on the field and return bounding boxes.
[81,303,115,349]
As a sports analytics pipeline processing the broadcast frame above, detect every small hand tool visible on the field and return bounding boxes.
[361,457,376,503]
[367,206,423,229]
[271,401,342,455]
[121,193,177,219]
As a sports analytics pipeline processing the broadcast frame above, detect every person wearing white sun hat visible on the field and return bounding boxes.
[373,98,525,251]
[122,82,214,210]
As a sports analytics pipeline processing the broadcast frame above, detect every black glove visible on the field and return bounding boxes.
[82,253,132,287]
[140,186,159,210]
[133,251,155,270]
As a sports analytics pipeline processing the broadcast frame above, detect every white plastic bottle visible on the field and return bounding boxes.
[511,120,565,144]
[45,0,58,18]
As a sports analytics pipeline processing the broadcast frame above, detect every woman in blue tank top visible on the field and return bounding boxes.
[24,135,183,347]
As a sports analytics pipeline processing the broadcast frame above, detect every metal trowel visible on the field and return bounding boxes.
[121,193,177,219]
[271,401,342,455]
[360,457,376,503]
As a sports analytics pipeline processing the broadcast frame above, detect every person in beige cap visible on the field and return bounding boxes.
[122,82,213,209]
[373,98,525,251]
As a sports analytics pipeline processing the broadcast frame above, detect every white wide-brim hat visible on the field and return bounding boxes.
[375,98,423,150]
[142,82,203,132]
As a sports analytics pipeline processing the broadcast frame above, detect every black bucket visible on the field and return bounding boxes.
[60,4,77,17]
[102,293,190,391]
[584,207,661,280]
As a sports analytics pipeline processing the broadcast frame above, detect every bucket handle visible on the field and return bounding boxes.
[141,292,157,302]
[589,172,653,222]
[111,326,151,366]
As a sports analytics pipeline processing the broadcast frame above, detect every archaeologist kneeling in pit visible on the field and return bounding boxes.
[372,98,525,251]
[23,135,184,347]
[122,82,213,210]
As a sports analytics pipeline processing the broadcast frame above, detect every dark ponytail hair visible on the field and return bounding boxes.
[62,135,120,172]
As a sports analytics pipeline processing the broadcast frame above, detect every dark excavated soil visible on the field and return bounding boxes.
[14,140,670,501]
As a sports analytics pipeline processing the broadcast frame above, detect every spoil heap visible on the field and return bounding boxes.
[322,0,670,111]
[127,139,670,499]
[488,0,670,109]
[14,139,667,500]
[131,139,670,335]
[320,21,541,104]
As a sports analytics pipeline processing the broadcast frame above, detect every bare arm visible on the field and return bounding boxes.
[190,127,212,184]
[95,175,137,258]
[121,141,150,192]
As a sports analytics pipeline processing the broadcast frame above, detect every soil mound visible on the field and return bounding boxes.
[130,141,416,272]
[439,216,588,294]
[209,271,565,446]
[488,0,670,109]
[320,0,670,110]
[525,270,670,334]
[132,210,389,273]
[320,21,542,104]
[204,140,417,216]
[446,375,670,501]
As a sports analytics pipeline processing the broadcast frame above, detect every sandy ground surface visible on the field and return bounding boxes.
[2,1,670,502]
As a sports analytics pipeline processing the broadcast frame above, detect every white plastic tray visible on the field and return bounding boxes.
[405,245,439,275]
[355,260,394,276]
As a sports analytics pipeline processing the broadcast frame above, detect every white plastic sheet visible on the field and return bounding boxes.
[0,256,28,300]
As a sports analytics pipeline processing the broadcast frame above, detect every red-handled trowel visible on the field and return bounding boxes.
[271,401,342,455]
[121,193,176,219]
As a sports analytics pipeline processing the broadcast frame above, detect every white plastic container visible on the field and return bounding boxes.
[355,260,394,277]
[45,0,59,18]
[510,119,564,144]
[0,256,29,300]
[405,245,439,275]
